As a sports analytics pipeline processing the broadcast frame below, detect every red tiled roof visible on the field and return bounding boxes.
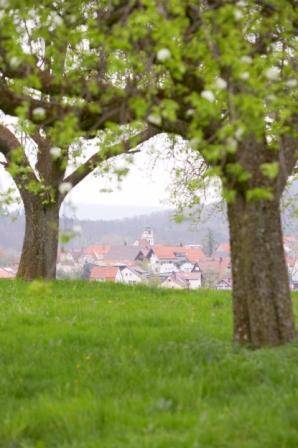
[152,245,178,259]
[152,245,206,262]
[84,245,111,256]
[90,266,118,281]
[183,247,206,263]
[215,243,230,254]
[104,246,143,261]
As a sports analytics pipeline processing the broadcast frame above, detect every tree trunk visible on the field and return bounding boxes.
[227,194,296,348]
[17,198,60,280]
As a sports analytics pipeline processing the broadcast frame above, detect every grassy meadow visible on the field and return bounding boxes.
[0,280,297,447]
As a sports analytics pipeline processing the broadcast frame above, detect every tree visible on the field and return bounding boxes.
[203,229,217,257]
[0,1,159,279]
[0,0,297,349]
[117,0,297,347]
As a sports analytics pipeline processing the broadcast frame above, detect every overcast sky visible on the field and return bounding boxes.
[0,123,220,219]
[0,134,178,219]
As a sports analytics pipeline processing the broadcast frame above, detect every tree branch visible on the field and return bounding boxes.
[0,124,22,160]
[63,125,159,191]
[0,124,38,190]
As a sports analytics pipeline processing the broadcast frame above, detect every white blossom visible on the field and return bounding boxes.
[215,77,227,90]
[157,48,171,62]
[240,55,252,64]
[240,71,249,80]
[147,114,162,126]
[48,12,63,30]
[0,11,5,19]
[265,66,280,81]
[201,90,215,103]
[50,147,62,159]
[227,137,238,152]
[186,108,195,117]
[234,9,243,20]
[235,127,244,141]
[32,107,46,120]
[286,79,297,88]
[10,56,21,69]
[59,182,72,194]
[237,1,247,7]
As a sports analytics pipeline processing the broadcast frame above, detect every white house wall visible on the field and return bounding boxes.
[117,268,143,284]
[188,278,202,289]
[161,278,183,289]
[179,262,194,273]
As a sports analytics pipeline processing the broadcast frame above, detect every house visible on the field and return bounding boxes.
[161,269,202,289]
[147,245,206,275]
[161,272,185,289]
[117,265,147,285]
[89,266,119,282]
[0,267,15,279]
[56,250,82,278]
[183,246,206,264]
[180,271,202,289]
[147,246,179,274]
[216,278,232,290]
[199,257,231,287]
[80,245,111,264]
[103,246,146,265]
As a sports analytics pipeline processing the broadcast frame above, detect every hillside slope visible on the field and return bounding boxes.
[0,280,297,447]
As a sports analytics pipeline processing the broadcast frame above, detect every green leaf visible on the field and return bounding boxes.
[222,188,236,203]
[246,188,274,201]
[260,162,279,179]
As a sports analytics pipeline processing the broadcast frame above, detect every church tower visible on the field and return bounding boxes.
[141,227,154,246]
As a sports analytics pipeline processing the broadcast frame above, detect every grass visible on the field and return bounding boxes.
[0,280,297,448]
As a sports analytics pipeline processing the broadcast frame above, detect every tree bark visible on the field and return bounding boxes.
[17,197,60,280]
[227,194,296,348]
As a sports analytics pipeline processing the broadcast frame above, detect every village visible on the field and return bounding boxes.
[1,227,298,291]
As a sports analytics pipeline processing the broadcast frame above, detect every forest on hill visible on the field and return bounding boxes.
[0,203,227,253]
[1,193,297,256]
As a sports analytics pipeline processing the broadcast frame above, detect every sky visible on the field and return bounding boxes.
[0,122,220,220]
[62,142,176,219]
[0,134,178,219]
[67,138,173,208]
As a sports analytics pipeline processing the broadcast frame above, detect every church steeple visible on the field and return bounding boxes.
[141,227,154,246]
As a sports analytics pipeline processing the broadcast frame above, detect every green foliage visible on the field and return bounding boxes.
[222,188,236,203]
[120,0,297,210]
[0,281,297,447]
[0,0,297,215]
[246,187,274,202]
[261,162,280,180]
